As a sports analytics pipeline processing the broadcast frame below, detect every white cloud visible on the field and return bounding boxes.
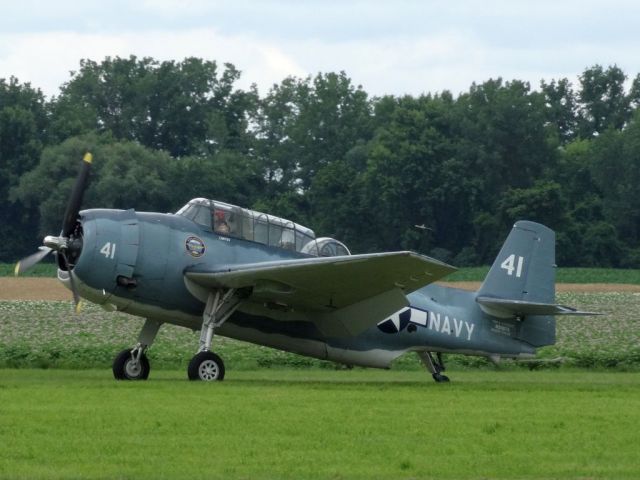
[1,2,640,99]
[0,32,129,94]
[0,29,306,97]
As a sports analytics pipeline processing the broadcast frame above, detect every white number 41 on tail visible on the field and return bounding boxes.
[501,254,524,277]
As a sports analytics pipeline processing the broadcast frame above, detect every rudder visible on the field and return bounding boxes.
[477,221,556,304]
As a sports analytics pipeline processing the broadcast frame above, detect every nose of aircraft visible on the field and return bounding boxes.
[69,211,120,299]
[68,208,143,305]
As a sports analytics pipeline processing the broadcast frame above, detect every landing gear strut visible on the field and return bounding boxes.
[188,289,242,381]
[417,351,450,383]
[113,319,161,380]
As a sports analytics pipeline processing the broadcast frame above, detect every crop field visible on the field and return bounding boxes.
[1,291,639,370]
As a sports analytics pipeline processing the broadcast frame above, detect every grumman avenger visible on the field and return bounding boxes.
[16,154,595,382]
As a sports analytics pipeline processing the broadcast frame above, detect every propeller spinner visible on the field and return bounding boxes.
[14,152,93,310]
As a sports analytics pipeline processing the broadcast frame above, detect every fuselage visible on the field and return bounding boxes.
[64,209,543,368]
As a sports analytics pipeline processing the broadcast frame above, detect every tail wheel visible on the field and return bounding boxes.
[113,349,150,380]
[188,351,225,381]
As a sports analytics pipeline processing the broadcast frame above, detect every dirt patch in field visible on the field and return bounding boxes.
[1,277,639,301]
[0,278,70,301]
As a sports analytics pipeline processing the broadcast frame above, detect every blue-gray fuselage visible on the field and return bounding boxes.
[67,209,542,368]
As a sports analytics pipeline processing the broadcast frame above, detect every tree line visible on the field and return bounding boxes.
[2,56,640,267]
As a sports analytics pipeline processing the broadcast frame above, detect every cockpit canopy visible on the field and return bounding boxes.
[176,198,350,257]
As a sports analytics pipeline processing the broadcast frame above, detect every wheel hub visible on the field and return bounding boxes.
[125,359,142,378]
[199,359,219,380]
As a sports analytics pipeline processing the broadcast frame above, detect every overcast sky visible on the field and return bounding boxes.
[1,0,639,99]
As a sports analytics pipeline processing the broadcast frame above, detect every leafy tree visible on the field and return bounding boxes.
[497,181,566,229]
[578,65,632,137]
[171,151,265,210]
[0,77,48,260]
[549,139,604,265]
[359,94,462,254]
[12,134,176,239]
[4,59,640,268]
[580,221,624,267]
[449,79,556,262]
[49,56,256,157]
[255,72,373,197]
[454,79,552,195]
[306,158,366,250]
[588,111,640,247]
[541,77,579,143]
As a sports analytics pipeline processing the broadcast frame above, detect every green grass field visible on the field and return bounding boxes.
[1,369,639,479]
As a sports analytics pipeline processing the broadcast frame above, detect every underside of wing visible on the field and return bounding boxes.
[185,251,456,312]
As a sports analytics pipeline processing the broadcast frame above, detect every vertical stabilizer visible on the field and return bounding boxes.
[477,221,556,304]
[475,221,597,347]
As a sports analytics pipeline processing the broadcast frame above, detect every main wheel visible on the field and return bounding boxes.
[188,351,225,381]
[113,349,150,380]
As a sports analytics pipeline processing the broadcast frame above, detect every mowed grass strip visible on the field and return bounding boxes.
[1,369,639,479]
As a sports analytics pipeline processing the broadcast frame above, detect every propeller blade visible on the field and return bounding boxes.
[61,152,92,238]
[59,250,81,310]
[69,271,81,313]
[14,247,52,276]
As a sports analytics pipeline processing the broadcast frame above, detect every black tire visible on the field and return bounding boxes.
[112,349,150,380]
[432,372,450,383]
[187,351,225,381]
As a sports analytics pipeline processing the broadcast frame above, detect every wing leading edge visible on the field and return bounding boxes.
[185,251,456,313]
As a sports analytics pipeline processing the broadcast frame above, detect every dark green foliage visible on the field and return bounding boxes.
[12,133,178,238]
[0,77,47,260]
[49,56,255,157]
[578,65,635,137]
[2,59,640,266]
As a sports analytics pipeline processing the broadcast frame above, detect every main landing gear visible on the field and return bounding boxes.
[111,289,242,381]
[417,351,450,383]
[187,289,242,381]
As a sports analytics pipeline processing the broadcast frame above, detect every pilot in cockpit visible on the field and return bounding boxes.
[213,210,230,234]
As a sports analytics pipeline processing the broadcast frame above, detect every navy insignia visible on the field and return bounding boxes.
[377,308,412,333]
[185,236,206,257]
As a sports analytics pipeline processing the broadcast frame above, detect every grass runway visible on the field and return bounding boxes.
[1,369,639,479]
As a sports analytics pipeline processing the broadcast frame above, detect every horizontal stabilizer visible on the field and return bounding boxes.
[476,295,601,318]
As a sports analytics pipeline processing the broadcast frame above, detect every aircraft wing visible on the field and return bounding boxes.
[185,251,456,314]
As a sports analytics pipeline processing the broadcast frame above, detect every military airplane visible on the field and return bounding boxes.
[15,153,594,382]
